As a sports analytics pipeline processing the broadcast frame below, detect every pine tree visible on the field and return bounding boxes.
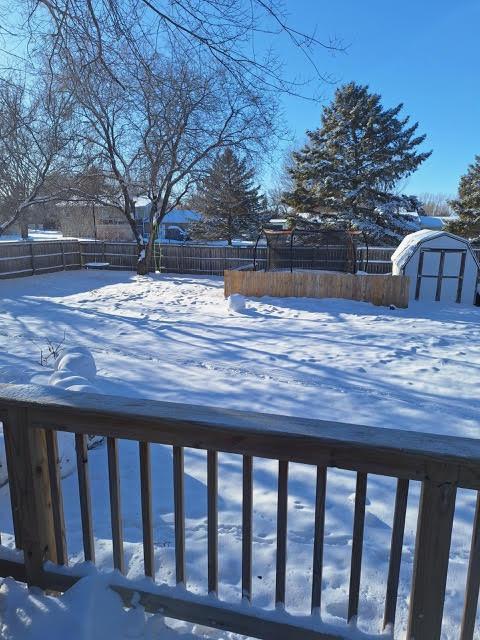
[447,156,480,241]
[284,82,431,242]
[190,149,268,244]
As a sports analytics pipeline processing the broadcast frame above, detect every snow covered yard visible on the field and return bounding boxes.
[0,270,479,639]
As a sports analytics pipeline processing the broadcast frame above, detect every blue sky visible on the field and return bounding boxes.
[274,0,480,196]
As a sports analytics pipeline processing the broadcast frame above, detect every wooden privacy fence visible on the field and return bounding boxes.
[0,240,479,279]
[0,240,81,278]
[1,383,480,639]
[224,270,410,308]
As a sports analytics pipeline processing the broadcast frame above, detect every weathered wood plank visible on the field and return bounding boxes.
[139,441,154,578]
[107,437,125,573]
[311,466,327,614]
[383,478,409,630]
[348,473,367,622]
[224,270,409,308]
[407,480,456,639]
[207,449,218,595]
[75,433,95,562]
[173,445,185,585]
[242,455,253,602]
[275,460,289,606]
[44,428,67,565]
[460,491,480,640]
[2,384,480,489]
[2,408,57,586]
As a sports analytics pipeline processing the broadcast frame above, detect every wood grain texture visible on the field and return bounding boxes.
[44,428,67,565]
[224,270,410,308]
[3,408,57,586]
[1,384,480,489]
[383,478,409,630]
[407,480,456,639]
[348,473,367,622]
[75,434,95,562]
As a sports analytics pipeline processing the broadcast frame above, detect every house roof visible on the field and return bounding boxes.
[162,209,201,224]
[391,230,476,269]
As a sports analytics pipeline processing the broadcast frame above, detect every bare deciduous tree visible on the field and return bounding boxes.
[418,192,454,218]
[0,75,74,237]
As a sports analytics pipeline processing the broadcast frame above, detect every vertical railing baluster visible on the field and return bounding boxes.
[139,441,154,578]
[207,450,218,595]
[383,478,409,630]
[44,429,67,565]
[75,433,95,563]
[107,436,125,573]
[407,479,456,639]
[275,460,289,607]
[460,492,480,640]
[173,445,185,585]
[348,472,367,623]
[311,466,327,615]
[242,455,253,602]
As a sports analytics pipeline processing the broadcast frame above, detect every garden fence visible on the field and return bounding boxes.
[0,239,479,279]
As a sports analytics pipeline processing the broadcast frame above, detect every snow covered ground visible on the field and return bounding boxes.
[0,270,479,639]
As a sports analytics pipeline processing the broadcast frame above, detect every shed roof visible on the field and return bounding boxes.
[391,230,475,269]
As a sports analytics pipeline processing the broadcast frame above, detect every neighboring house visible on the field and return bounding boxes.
[57,201,134,241]
[136,207,201,241]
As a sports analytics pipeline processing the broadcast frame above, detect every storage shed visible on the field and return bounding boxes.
[392,230,479,304]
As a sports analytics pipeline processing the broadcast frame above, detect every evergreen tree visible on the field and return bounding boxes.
[447,156,480,241]
[190,149,268,244]
[284,82,431,242]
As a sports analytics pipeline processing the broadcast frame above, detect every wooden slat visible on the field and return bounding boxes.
[311,466,327,614]
[6,384,480,490]
[275,460,289,606]
[383,478,409,629]
[207,450,218,595]
[75,434,95,562]
[139,441,154,578]
[107,437,125,573]
[242,455,253,602]
[460,492,480,640]
[173,446,185,585]
[44,429,67,565]
[348,472,367,622]
[407,479,456,639]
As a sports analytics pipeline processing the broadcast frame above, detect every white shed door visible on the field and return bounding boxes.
[415,249,467,302]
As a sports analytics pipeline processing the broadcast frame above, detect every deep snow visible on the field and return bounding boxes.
[0,270,479,639]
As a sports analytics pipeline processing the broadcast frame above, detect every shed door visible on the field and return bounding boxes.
[415,248,467,302]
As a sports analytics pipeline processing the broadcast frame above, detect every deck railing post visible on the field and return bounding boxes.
[3,408,58,587]
[407,479,456,639]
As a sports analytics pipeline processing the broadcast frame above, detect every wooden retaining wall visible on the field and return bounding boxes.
[224,269,411,308]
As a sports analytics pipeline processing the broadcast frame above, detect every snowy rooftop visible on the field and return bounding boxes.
[391,229,466,267]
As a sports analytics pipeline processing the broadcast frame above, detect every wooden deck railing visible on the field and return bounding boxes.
[0,383,479,639]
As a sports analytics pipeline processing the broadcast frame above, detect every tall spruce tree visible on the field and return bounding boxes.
[190,149,268,244]
[284,82,431,242]
[447,156,480,241]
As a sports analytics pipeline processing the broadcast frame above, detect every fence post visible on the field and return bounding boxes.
[3,408,58,587]
[407,479,456,639]
[29,243,35,275]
